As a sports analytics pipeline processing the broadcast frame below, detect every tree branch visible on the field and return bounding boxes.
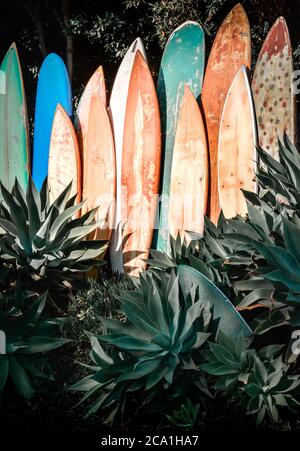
[21,0,47,57]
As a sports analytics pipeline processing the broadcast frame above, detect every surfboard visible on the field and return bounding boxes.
[201,4,251,224]
[156,21,205,253]
[177,265,253,340]
[218,66,257,219]
[48,104,81,204]
[74,65,106,164]
[33,53,72,191]
[169,86,208,241]
[81,94,116,241]
[0,43,29,191]
[109,38,147,273]
[252,17,296,160]
[122,51,161,277]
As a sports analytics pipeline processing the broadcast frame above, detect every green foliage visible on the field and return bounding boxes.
[62,274,133,356]
[0,288,71,399]
[240,352,300,424]
[166,399,200,430]
[200,333,254,391]
[70,270,215,422]
[201,335,300,424]
[0,178,107,292]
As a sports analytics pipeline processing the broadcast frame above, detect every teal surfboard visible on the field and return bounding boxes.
[178,265,253,340]
[32,53,72,190]
[155,22,205,253]
[0,43,29,191]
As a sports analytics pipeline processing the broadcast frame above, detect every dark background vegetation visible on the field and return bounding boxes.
[1,0,300,136]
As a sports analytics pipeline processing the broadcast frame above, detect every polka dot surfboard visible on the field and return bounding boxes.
[252,17,296,160]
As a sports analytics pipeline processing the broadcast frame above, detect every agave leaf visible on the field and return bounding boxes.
[51,182,73,212]
[89,335,113,367]
[282,217,300,265]
[99,334,162,354]
[254,242,300,278]
[264,270,300,292]
[8,355,35,399]
[48,202,84,240]
[70,374,101,392]
[0,182,31,253]
[178,265,252,339]
[17,355,54,380]
[118,359,161,382]
[251,308,291,335]
[100,317,151,341]
[147,279,169,334]
[0,355,9,390]
[8,292,47,341]
[12,180,28,216]
[188,254,212,280]
[237,289,274,310]
[0,218,18,236]
[26,176,41,239]
[17,336,71,354]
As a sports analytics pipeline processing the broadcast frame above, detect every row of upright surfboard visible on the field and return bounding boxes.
[0,4,296,276]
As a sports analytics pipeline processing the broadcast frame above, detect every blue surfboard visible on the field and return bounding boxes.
[32,53,72,190]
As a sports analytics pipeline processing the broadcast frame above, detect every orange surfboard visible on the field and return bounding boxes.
[81,94,116,241]
[218,66,257,219]
[48,104,81,204]
[169,86,209,241]
[75,66,106,163]
[122,51,161,276]
[252,17,296,160]
[201,4,251,223]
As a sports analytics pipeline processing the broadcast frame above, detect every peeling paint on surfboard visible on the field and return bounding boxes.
[0,43,29,192]
[48,104,81,205]
[201,4,251,224]
[156,21,205,254]
[122,51,161,277]
[109,38,147,273]
[218,66,257,219]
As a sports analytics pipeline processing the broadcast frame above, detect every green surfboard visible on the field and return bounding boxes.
[178,265,253,340]
[155,21,205,253]
[0,43,29,191]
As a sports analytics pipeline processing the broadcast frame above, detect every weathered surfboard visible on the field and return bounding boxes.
[74,65,106,164]
[109,38,147,273]
[169,86,208,241]
[82,94,116,241]
[122,51,161,277]
[252,17,296,160]
[201,4,251,224]
[33,53,72,190]
[48,104,81,204]
[218,66,257,219]
[0,43,29,191]
[156,21,205,253]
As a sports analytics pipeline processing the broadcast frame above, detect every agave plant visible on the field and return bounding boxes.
[0,178,107,291]
[166,399,200,430]
[70,270,216,422]
[0,288,71,398]
[201,334,300,424]
[240,351,300,424]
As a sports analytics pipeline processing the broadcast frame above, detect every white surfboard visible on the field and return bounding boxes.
[109,37,147,273]
[218,66,257,219]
